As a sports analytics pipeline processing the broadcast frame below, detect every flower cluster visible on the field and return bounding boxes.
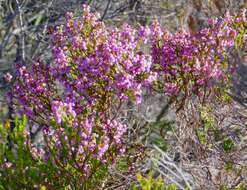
[50,5,154,108]
[149,9,246,105]
[12,62,56,121]
[42,113,127,181]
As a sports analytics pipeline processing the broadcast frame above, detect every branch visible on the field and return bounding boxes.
[100,0,111,21]
[15,0,25,62]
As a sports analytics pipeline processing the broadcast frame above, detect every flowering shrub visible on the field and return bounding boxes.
[149,10,246,107]
[1,4,246,189]
[8,4,154,189]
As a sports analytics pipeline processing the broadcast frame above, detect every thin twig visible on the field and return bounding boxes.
[15,0,25,62]
[101,0,111,21]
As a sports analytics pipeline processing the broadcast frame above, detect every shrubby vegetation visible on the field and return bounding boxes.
[0,3,246,190]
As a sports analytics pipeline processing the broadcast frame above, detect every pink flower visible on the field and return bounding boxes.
[4,72,12,82]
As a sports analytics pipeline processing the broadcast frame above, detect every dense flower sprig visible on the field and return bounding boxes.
[50,5,154,108]
[40,114,127,184]
[149,9,246,105]
[12,62,56,121]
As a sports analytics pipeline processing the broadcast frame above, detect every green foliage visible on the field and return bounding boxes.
[199,106,216,130]
[198,105,237,155]
[223,138,235,152]
[167,183,176,190]
[196,128,207,145]
[196,106,216,145]
[234,181,246,190]
[219,181,246,190]
[0,116,43,189]
[131,172,164,190]
[131,171,178,190]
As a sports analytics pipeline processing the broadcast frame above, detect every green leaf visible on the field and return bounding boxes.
[0,124,6,140]
[196,129,207,145]
[234,181,246,190]
[14,117,19,127]
[223,138,234,152]
[22,115,27,127]
[167,183,176,190]
[39,185,46,190]
[136,173,143,182]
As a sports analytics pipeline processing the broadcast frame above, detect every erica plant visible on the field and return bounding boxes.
[1,4,245,189]
[149,9,246,109]
[10,5,154,189]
